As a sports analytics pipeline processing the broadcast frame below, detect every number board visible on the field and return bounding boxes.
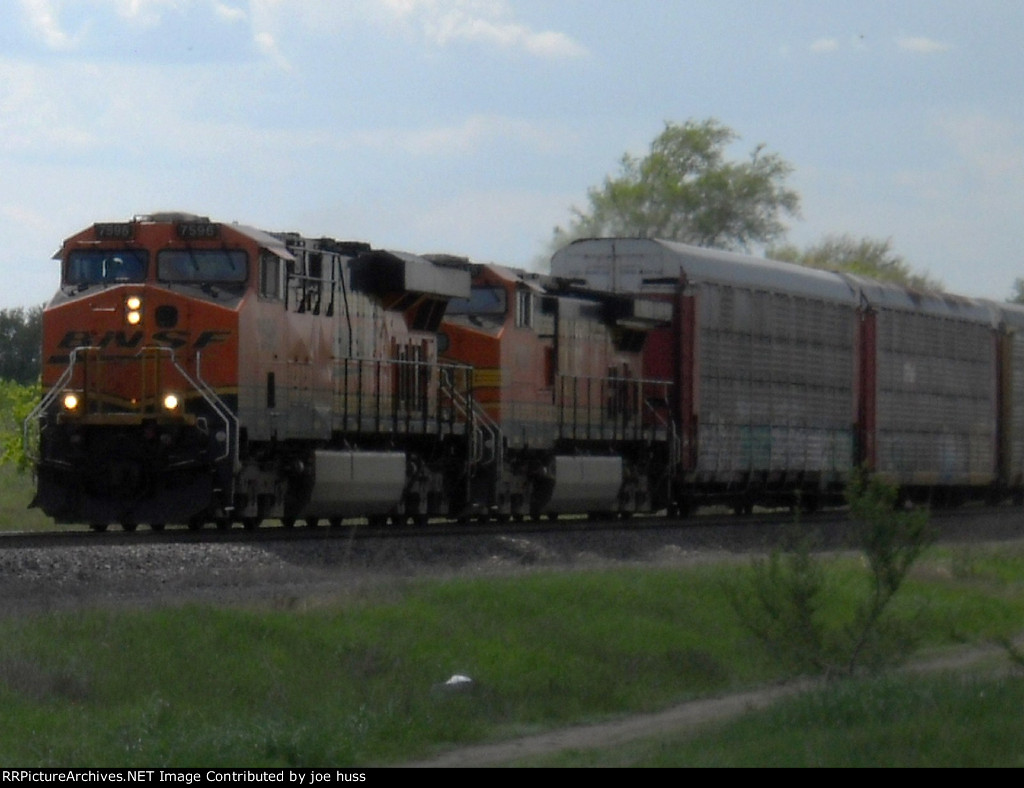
[94,223,135,240]
[176,222,220,240]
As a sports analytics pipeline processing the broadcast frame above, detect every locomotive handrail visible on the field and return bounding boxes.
[184,348,239,467]
[330,355,502,469]
[439,363,503,469]
[555,373,675,444]
[334,356,469,435]
[472,395,503,468]
[22,347,87,462]
[23,345,239,471]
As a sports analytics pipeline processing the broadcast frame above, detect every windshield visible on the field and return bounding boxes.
[446,286,508,316]
[157,249,247,283]
[66,249,148,285]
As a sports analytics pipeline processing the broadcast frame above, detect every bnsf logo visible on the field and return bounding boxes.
[53,330,231,352]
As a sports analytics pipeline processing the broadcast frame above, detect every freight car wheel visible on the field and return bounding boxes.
[150,523,165,532]
[242,517,261,530]
[89,523,108,533]
[121,522,138,533]
[187,517,204,531]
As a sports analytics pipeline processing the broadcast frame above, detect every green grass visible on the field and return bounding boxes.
[0,568,771,766]
[0,544,1023,767]
[512,673,1024,767]
[0,463,53,531]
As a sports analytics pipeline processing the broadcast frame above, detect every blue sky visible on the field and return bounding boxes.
[1,0,1022,308]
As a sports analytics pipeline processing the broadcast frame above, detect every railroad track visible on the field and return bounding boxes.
[0,504,1021,620]
[1,504,1021,554]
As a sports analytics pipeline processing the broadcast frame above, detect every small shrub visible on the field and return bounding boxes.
[841,471,933,673]
[730,471,934,677]
[0,379,40,471]
[728,526,827,674]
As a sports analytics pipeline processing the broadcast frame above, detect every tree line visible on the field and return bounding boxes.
[0,305,42,385]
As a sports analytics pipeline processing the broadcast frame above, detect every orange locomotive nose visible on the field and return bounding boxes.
[30,214,246,529]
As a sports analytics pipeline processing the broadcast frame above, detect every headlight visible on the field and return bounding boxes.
[62,392,80,411]
[125,294,142,325]
[162,393,181,412]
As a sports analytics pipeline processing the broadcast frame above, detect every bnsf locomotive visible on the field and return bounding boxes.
[25,213,673,530]
[27,213,474,530]
[24,214,1024,531]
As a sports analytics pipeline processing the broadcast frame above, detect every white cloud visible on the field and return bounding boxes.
[253,30,290,70]
[379,0,587,58]
[18,1,586,65]
[420,5,587,57]
[213,1,245,23]
[19,0,76,49]
[18,0,209,49]
[810,37,840,54]
[896,36,950,54]
[110,0,184,26]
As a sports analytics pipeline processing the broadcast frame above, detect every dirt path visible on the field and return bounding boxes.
[400,640,1020,767]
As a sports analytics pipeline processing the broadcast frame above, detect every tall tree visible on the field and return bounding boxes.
[0,306,43,385]
[768,235,941,290]
[553,118,801,251]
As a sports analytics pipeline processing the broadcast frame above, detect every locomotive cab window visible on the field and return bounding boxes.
[259,252,285,300]
[66,250,148,286]
[157,250,247,283]
[446,287,507,317]
[516,290,534,328]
